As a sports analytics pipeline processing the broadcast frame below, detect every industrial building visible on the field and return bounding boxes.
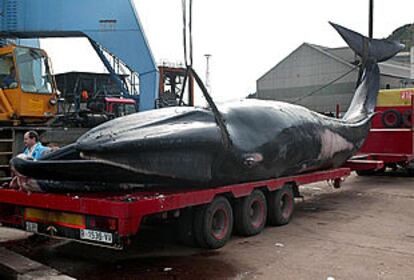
[256,44,414,113]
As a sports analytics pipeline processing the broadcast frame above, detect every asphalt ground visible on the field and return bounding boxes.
[1,172,414,280]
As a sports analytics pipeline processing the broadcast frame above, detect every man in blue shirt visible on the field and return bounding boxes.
[23,131,49,160]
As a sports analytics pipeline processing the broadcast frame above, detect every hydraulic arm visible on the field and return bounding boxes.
[0,0,159,111]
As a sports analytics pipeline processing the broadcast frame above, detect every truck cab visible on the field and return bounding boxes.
[0,45,57,124]
[87,97,137,118]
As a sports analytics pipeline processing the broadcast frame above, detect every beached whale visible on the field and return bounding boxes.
[11,23,404,192]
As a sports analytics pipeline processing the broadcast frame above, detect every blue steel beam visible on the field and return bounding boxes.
[0,0,159,111]
[89,39,130,99]
[0,38,40,48]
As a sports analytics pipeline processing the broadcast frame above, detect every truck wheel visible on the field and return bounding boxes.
[406,167,414,176]
[402,110,412,128]
[234,190,267,236]
[356,169,375,176]
[27,234,50,243]
[381,109,401,128]
[268,185,295,226]
[193,196,233,249]
[176,208,196,247]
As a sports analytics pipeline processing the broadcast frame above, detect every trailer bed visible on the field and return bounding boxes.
[0,168,350,249]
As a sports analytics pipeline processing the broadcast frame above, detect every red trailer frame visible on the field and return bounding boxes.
[351,95,414,173]
[0,168,350,249]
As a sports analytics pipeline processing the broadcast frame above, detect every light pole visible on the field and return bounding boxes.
[204,54,212,94]
[369,0,374,39]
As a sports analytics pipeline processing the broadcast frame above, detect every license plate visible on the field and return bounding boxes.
[25,221,38,233]
[80,229,113,244]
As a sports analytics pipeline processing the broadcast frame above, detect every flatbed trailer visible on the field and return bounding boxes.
[0,168,350,250]
[346,128,414,174]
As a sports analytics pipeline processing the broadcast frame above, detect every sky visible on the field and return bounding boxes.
[40,0,414,104]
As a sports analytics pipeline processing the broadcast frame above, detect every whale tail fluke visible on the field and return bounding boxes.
[330,22,405,122]
[329,22,404,63]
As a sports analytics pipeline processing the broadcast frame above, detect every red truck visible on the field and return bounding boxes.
[350,89,414,175]
[0,168,350,250]
[87,97,137,118]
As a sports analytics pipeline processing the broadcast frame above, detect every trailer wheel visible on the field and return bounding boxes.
[234,189,267,236]
[268,184,295,226]
[27,234,50,243]
[402,110,412,128]
[356,170,373,176]
[405,167,414,176]
[176,208,196,247]
[381,109,401,128]
[356,168,385,176]
[193,196,233,249]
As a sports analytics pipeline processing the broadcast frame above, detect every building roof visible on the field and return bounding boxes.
[260,43,411,81]
[307,44,356,67]
[311,44,412,79]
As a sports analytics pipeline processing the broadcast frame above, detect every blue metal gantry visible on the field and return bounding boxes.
[0,0,159,111]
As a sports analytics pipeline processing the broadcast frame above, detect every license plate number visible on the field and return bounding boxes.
[80,229,113,244]
[25,221,38,233]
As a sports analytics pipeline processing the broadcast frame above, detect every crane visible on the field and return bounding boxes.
[0,0,160,112]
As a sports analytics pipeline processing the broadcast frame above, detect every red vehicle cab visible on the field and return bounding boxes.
[104,98,137,117]
[87,97,137,118]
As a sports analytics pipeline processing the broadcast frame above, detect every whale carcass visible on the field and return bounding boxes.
[11,23,404,192]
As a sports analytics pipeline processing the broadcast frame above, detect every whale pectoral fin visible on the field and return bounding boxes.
[319,129,354,160]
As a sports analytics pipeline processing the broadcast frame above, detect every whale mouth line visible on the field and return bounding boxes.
[79,152,158,176]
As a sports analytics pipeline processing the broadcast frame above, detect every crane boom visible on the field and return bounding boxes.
[0,0,159,111]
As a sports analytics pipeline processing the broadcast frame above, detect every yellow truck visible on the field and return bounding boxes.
[0,45,57,124]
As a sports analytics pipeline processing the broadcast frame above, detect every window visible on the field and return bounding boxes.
[110,103,136,117]
[15,47,53,94]
[0,53,17,89]
[125,104,136,115]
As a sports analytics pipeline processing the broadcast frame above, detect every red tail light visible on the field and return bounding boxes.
[0,203,23,225]
[87,216,117,231]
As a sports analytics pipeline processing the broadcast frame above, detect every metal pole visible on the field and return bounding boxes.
[369,0,374,39]
[205,54,212,94]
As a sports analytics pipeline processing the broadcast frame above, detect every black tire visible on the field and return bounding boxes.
[381,109,401,128]
[375,167,386,174]
[176,208,196,247]
[402,110,412,128]
[356,168,386,176]
[193,196,233,249]
[356,169,375,176]
[268,185,295,226]
[27,234,50,243]
[193,206,208,248]
[405,167,414,176]
[234,190,267,236]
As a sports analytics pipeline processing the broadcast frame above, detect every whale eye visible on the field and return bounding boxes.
[242,153,263,168]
